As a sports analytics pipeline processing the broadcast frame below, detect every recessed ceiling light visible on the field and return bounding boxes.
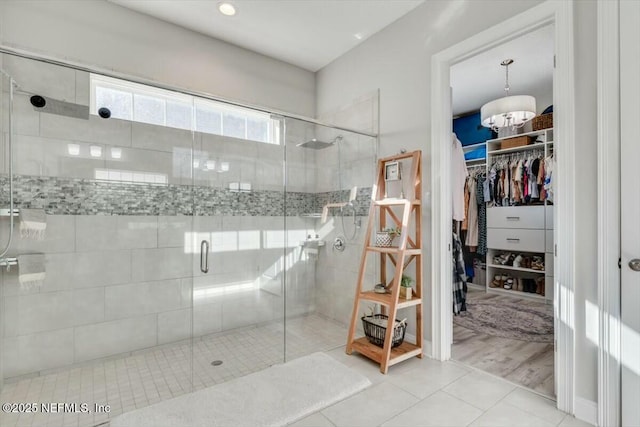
[110,147,122,159]
[90,145,103,158]
[67,144,80,156]
[218,2,236,16]
[354,33,363,40]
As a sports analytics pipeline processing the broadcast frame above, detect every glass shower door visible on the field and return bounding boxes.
[190,103,286,388]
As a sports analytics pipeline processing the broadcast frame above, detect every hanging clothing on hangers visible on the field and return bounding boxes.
[544,154,555,203]
[476,172,487,255]
[465,175,478,250]
[462,179,470,231]
[452,134,468,221]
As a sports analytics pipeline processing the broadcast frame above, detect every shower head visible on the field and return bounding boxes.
[296,135,343,150]
[11,83,90,120]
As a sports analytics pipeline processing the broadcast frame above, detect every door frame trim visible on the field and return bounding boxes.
[430,0,576,414]
[597,1,621,425]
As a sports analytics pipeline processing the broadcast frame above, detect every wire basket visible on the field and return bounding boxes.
[361,314,406,348]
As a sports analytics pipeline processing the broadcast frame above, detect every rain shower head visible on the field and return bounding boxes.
[296,135,343,150]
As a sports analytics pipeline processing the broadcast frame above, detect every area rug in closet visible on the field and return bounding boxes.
[453,296,553,343]
[110,352,371,427]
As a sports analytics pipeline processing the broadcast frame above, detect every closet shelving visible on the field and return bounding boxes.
[484,128,554,303]
[463,141,487,166]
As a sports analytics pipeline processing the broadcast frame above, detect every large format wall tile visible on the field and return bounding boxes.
[40,114,132,146]
[221,291,282,331]
[131,247,192,282]
[3,328,74,378]
[104,279,190,320]
[193,303,223,336]
[158,216,194,248]
[158,308,192,344]
[4,55,77,103]
[0,214,75,256]
[77,215,158,251]
[73,251,132,288]
[11,94,40,137]
[4,288,104,337]
[73,315,157,362]
[131,121,192,152]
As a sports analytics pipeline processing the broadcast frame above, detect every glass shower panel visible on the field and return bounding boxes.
[283,117,377,360]
[0,63,10,394]
[0,54,194,426]
[191,106,285,385]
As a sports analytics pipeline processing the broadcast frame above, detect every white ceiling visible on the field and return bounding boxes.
[109,0,424,72]
[450,24,554,116]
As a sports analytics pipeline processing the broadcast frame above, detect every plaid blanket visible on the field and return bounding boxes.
[453,232,467,315]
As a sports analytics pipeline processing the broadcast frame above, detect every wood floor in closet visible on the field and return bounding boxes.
[452,288,555,398]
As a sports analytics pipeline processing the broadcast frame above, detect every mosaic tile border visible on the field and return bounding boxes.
[0,175,372,216]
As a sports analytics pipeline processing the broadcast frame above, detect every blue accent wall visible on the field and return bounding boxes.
[453,112,494,146]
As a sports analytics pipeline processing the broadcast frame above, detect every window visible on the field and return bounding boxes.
[90,74,280,144]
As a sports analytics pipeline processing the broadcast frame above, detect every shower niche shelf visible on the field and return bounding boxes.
[299,213,323,218]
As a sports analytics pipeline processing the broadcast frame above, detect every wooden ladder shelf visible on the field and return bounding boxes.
[346,150,423,373]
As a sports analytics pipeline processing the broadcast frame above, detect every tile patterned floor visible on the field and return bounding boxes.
[1,312,592,427]
[293,348,593,427]
[0,314,346,427]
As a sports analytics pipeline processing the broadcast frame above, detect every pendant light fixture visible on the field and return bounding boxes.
[480,59,536,132]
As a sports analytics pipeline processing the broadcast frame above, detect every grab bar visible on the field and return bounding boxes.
[200,240,209,273]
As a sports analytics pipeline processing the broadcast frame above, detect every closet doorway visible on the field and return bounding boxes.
[430,1,576,414]
[450,26,555,397]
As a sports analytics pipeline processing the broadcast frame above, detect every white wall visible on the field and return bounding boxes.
[316,0,598,405]
[573,0,598,404]
[0,0,315,117]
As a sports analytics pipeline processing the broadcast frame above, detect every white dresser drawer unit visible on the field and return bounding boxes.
[487,206,545,229]
[487,228,546,253]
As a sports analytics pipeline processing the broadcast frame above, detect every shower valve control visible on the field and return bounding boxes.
[333,236,346,252]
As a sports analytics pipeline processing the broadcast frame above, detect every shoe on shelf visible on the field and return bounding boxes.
[513,255,523,268]
[504,277,513,290]
[491,275,503,288]
[531,261,545,271]
[515,278,523,292]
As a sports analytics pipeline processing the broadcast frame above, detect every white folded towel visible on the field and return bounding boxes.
[17,254,46,289]
[19,209,47,240]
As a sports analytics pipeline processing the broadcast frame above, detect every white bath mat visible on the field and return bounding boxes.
[110,352,370,427]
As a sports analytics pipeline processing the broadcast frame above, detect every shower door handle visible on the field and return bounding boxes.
[200,240,209,273]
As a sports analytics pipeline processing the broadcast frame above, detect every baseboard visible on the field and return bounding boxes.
[404,333,432,357]
[574,397,597,426]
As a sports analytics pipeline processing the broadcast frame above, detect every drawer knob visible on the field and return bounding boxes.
[506,238,520,243]
[506,216,520,220]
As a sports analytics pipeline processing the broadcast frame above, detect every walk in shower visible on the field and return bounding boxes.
[0,53,377,427]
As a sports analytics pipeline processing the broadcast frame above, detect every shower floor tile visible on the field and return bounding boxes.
[0,314,347,427]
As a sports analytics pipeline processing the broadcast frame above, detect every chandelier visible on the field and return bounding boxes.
[480,59,536,132]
